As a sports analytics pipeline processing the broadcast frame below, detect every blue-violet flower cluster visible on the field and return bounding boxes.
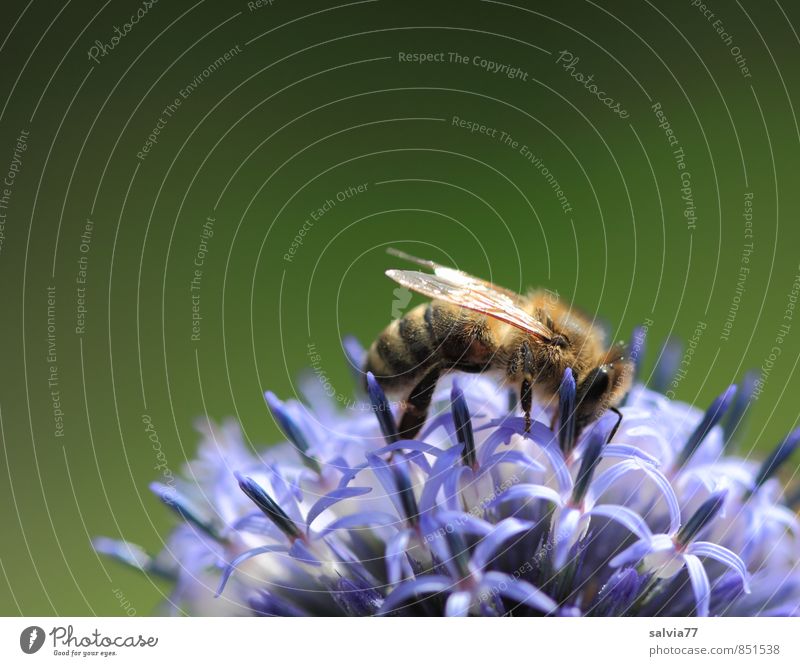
[95,337,800,616]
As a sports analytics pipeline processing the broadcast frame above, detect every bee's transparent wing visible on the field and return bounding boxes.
[385,268,553,341]
[387,247,525,303]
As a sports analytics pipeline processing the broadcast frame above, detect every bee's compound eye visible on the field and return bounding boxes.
[581,366,610,401]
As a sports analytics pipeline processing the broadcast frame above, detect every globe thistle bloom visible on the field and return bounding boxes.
[95,337,800,616]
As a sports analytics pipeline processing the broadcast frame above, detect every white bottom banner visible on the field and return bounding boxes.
[0,617,797,665]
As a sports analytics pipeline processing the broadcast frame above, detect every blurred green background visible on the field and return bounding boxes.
[2,0,800,615]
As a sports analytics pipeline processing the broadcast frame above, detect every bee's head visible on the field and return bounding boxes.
[574,344,633,431]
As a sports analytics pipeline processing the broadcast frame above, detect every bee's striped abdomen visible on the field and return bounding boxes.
[364,303,438,393]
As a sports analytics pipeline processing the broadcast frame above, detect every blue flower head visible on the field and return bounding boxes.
[95,336,800,616]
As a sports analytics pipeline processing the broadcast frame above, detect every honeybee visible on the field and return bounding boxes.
[364,249,632,439]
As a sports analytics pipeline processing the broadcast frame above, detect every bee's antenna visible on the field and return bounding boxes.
[386,247,437,269]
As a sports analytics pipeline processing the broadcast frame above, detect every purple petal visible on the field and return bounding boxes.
[471,518,533,571]
[318,511,402,536]
[603,443,661,466]
[379,576,453,615]
[419,412,454,441]
[533,435,573,496]
[433,511,493,538]
[477,424,515,462]
[445,590,473,616]
[366,372,399,443]
[419,446,463,514]
[683,553,711,617]
[553,507,583,570]
[609,539,655,568]
[489,483,563,510]
[589,504,654,541]
[676,385,737,468]
[288,540,321,566]
[641,464,682,534]
[366,453,410,520]
[587,461,640,503]
[386,529,414,586]
[336,461,369,488]
[215,544,289,597]
[481,450,546,474]
[92,538,152,572]
[343,335,366,371]
[687,541,751,593]
[482,572,557,614]
[305,486,372,530]
[374,440,444,458]
[442,465,472,512]
[588,461,681,534]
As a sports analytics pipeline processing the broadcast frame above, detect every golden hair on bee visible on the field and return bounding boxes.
[364,249,632,439]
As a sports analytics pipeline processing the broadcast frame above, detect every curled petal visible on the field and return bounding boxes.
[553,507,584,570]
[489,483,563,510]
[482,572,557,614]
[532,435,573,496]
[481,450,546,475]
[215,544,289,597]
[438,510,494,535]
[588,461,680,534]
[602,443,661,466]
[305,486,372,531]
[609,539,656,569]
[318,511,402,537]
[445,591,473,617]
[471,518,533,571]
[442,465,472,512]
[374,440,445,458]
[419,446,463,514]
[379,576,453,615]
[683,553,711,617]
[687,541,751,594]
[386,529,414,586]
[587,504,654,542]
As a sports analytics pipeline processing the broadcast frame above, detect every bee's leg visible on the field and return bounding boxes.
[398,366,441,439]
[513,341,535,433]
[521,378,533,433]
